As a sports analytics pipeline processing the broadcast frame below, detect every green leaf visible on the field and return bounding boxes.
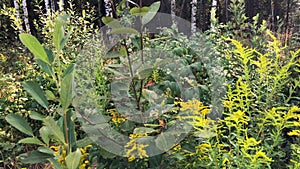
[130,7,150,16]
[133,127,156,134]
[5,114,33,136]
[142,1,161,25]
[18,137,44,145]
[38,146,54,155]
[155,132,176,151]
[43,117,65,143]
[36,59,53,76]
[60,64,74,110]
[65,148,82,169]
[76,137,93,148]
[19,150,54,164]
[29,111,45,121]
[39,126,51,145]
[102,17,122,29]
[48,158,63,169]
[63,63,75,78]
[53,14,70,51]
[45,48,54,63]
[65,110,76,151]
[19,33,49,64]
[45,90,56,101]
[23,81,49,109]
[109,27,139,35]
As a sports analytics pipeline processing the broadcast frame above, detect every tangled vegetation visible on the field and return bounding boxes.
[0,0,300,169]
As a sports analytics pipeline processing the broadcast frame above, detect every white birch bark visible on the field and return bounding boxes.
[191,0,197,34]
[50,0,56,11]
[13,0,23,32]
[104,0,113,17]
[22,0,31,33]
[171,0,176,25]
[210,0,218,31]
[58,0,64,11]
[44,0,51,15]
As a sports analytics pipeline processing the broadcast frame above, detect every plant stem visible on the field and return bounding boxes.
[123,39,140,110]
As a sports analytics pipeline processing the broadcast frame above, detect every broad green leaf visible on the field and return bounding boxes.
[155,132,176,151]
[65,110,76,151]
[130,7,150,16]
[36,59,53,76]
[38,147,54,155]
[45,48,54,63]
[62,63,75,78]
[5,114,33,136]
[53,14,69,51]
[60,64,74,110]
[119,47,128,57]
[142,1,161,25]
[102,16,122,29]
[44,117,65,143]
[18,137,44,145]
[65,148,82,169]
[23,81,49,109]
[45,90,56,101]
[76,137,93,148]
[19,33,49,64]
[136,66,153,79]
[48,158,63,169]
[19,150,53,164]
[109,27,139,35]
[133,127,156,134]
[39,126,51,145]
[29,111,45,121]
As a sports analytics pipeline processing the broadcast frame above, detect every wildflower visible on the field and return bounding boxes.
[109,109,126,126]
[288,130,300,136]
[124,133,149,162]
[253,151,273,163]
[225,110,249,125]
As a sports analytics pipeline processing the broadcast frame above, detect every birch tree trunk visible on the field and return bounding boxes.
[58,0,64,11]
[191,0,197,34]
[104,0,113,17]
[45,0,51,15]
[50,0,56,11]
[22,0,31,33]
[210,0,218,31]
[171,0,176,25]
[13,0,23,32]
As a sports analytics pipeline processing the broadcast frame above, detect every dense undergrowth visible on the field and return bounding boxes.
[0,0,300,168]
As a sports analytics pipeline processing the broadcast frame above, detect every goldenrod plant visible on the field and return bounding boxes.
[171,31,300,169]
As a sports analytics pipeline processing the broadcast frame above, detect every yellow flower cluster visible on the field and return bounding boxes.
[79,145,92,169]
[50,145,67,165]
[109,109,126,126]
[124,133,149,162]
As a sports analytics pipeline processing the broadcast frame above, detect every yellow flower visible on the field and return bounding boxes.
[109,109,126,126]
[223,101,233,108]
[288,130,300,136]
[253,151,273,162]
[125,133,149,162]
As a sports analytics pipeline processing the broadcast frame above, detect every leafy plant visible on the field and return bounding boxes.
[5,14,92,168]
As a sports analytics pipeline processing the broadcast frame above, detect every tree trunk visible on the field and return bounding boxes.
[45,0,51,15]
[171,0,176,25]
[179,0,186,18]
[22,0,31,33]
[191,0,197,34]
[58,0,64,11]
[225,0,229,22]
[50,0,56,11]
[13,0,23,32]
[210,0,218,30]
[104,0,113,17]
